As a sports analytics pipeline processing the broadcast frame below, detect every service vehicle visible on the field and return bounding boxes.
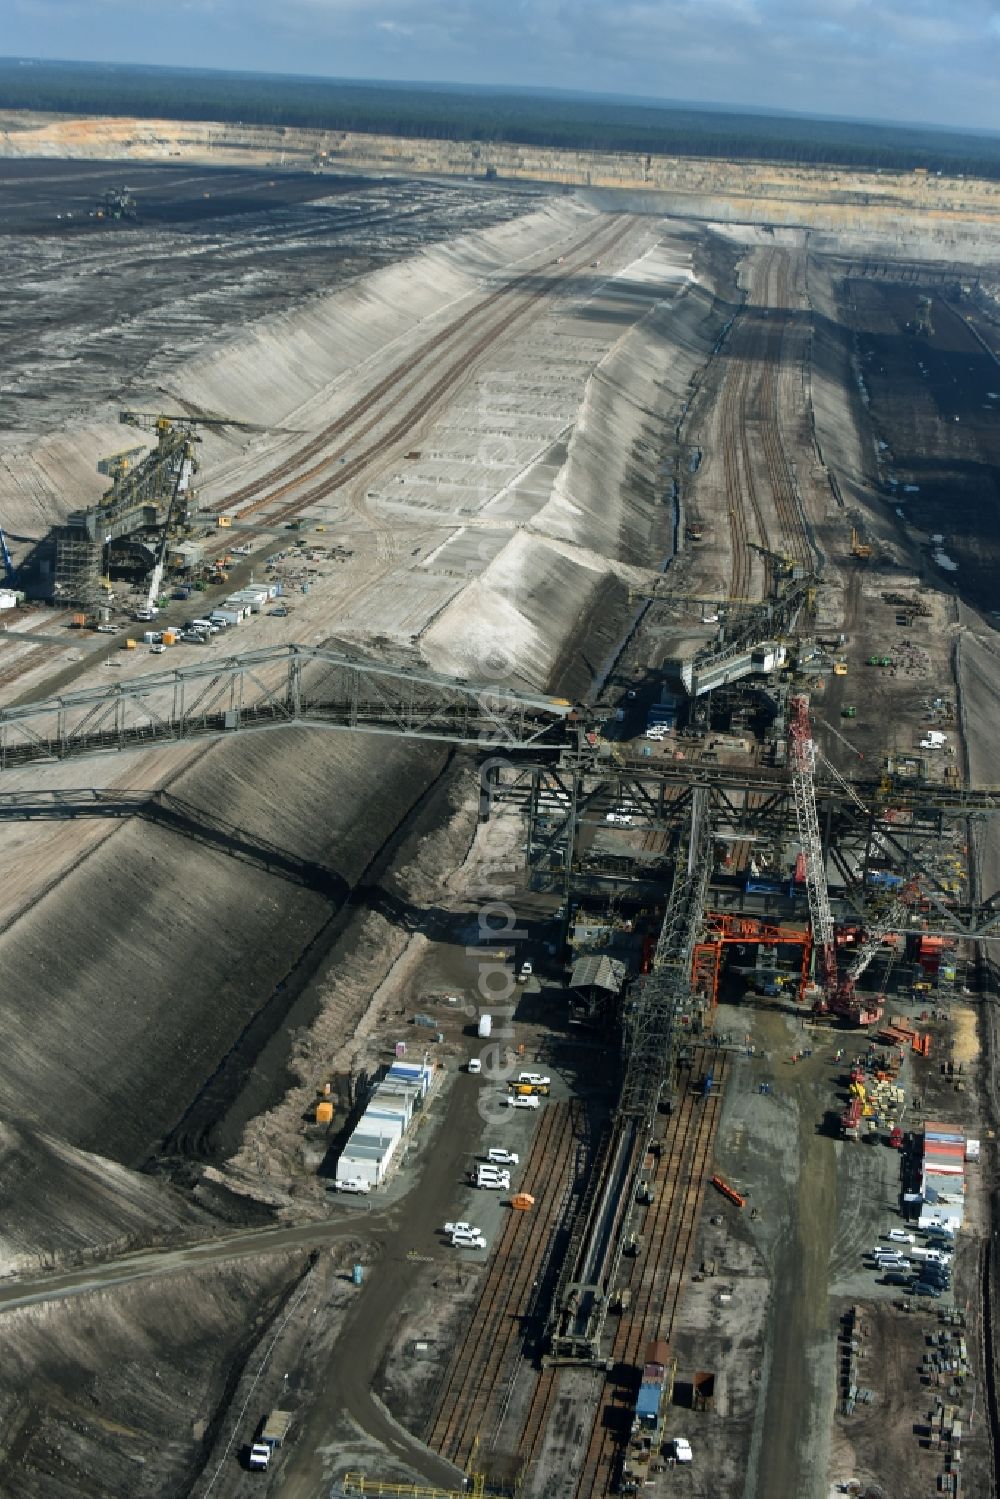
[886,1228,915,1244]
[96,624,117,634]
[914,1282,942,1298]
[476,1163,511,1181]
[249,1409,292,1471]
[518,1072,551,1088]
[134,607,157,621]
[518,960,533,982]
[487,1148,519,1166]
[335,1177,371,1195]
[467,1058,482,1075]
[508,1081,547,1097]
[882,1271,911,1286]
[451,1230,487,1249]
[150,642,167,654]
[605,811,632,825]
[443,1220,479,1236]
[507,1094,540,1110]
[911,1246,951,1264]
[671,1438,693,1464]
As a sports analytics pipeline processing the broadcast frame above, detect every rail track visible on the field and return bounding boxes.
[716,247,814,600]
[570,1047,729,1499]
[207,216,634,542]
[426,1098,581,1470]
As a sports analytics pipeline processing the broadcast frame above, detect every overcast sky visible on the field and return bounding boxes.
[6,0,1000,133]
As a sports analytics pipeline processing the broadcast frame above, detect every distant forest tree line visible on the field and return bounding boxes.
[3,59,1000,181]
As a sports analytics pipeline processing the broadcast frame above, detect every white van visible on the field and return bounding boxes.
[487,1148,519,1166]
[508,1094,540,1110]
[476,1171,511,1191]
[477,1163,511,1181]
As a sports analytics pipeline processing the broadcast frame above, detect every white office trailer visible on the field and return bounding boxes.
[334,1062,436,1190]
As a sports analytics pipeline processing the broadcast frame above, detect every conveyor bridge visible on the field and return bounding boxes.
[0,644,577,769]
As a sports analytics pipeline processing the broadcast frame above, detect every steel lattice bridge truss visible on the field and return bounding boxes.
[485,754,1000,942]
[0,645,576,769]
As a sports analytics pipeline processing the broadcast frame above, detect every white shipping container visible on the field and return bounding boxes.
[478,1014,492,1039]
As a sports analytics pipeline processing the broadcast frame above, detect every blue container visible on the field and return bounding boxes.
[352,1264,364,1286]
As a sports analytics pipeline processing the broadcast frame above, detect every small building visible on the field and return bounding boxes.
[569,952,627,1027]
[168,541,205,571]
[227,587,270,613]
[918,1121,966,1231]
[387,1061,433,1097]
[0,589,20,611]
[336,1129,398,1189]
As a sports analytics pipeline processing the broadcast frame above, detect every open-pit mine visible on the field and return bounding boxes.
[1,132,1000,1499]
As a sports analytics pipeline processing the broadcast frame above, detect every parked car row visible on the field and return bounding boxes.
[869,1236,952,1298]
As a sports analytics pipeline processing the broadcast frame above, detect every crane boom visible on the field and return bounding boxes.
[789,693,838,995]
[789,693,886,1025]
[845,879,921,985]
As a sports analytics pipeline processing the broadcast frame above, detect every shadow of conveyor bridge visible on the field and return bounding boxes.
[0,786,347,898]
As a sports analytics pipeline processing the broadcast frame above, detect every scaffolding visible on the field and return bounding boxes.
[52,527,102,610]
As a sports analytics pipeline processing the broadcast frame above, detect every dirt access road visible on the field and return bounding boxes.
[0,1060,494,1497]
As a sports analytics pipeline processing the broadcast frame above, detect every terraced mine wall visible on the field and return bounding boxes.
[0,201,743,1256]
[6,110,1000,235]
[422,273,733,689]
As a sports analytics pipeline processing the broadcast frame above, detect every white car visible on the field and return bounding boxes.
[487,1148,519,1166]
[150,643,167,654]
[444,1220,479,1236]
[886,1229,915,1244]
[518,961,533,982]
[671,1438,693,1464]
[452,1232,487,1249]
[507,1094,540,1110]
[336,1177,371,1195]
[518,1072,551,1088]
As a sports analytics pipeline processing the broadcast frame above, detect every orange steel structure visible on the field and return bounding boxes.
[692,913,812,1006]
